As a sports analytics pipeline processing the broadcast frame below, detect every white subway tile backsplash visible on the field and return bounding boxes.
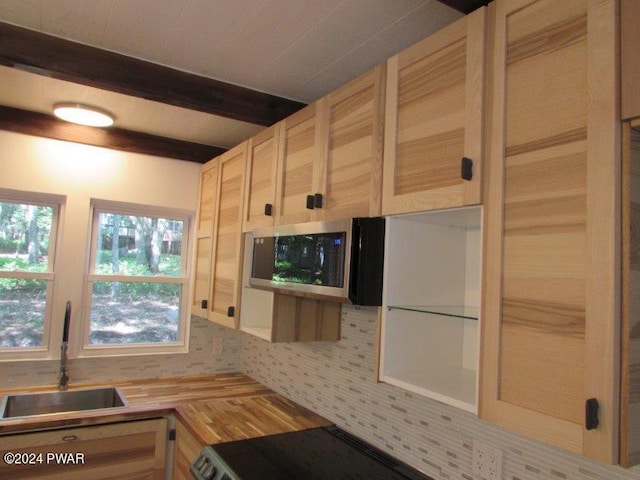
[242,305,640,480]
[0,316,242,389]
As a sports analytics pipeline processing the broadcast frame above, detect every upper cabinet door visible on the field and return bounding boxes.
[191,160,218,318]
[274,103,322,226]
[208,142,248,329]
[242,124,280,232]
[621,0,640,120]
[480,0,619,464]
[315,65,386,221]
[382,7,486,215]
[622,121,640,467]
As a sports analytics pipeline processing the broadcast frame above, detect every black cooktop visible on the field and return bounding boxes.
[206,426,434,480]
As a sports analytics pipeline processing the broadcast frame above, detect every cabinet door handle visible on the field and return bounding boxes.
[306,195,315,210]
[264,203,273,216]
[461,157,473,181]
[201,300,208,309]
[585,398,599,430]
[313,193,323,209]
[62,435,78,442]
[227,306,235,317]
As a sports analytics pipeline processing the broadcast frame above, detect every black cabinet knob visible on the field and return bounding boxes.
[306,195,315,209]
[201,299,208,309]
[461,157,473,181]
[313,193,323,209]
[227,306,235,317]
[585,398,599,430]
[264,203,273,216]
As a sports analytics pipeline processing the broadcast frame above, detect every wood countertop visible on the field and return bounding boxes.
[175,392,331,445]
[0,373,331,444]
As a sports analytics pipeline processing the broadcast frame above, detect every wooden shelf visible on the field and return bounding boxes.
[381,366,477,413]
[239,325,271,342]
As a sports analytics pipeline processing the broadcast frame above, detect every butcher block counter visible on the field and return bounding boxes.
[0,374,331,480]
[0,373,331,442]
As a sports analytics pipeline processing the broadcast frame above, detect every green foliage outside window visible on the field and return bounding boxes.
[0,200,54,349]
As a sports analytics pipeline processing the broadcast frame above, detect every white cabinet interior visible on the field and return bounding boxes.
[379,206,482,413]
[240,233,274,340]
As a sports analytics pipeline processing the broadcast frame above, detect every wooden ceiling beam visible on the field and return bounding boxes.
[0,105,226,163]
[0,21,306,127]
[437,0,490,14]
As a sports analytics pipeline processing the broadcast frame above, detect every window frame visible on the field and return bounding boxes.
[0,189,64,360]
[79,199,193,357]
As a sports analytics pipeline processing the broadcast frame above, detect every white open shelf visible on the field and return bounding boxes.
[239,233,274,342]
[379,206,482,413]
[239,285,274,341]
[380,308,478,412]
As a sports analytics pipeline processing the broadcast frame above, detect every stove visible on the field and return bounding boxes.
[190,426,433,480]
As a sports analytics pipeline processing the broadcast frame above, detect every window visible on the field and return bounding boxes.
[84,201,191,352]
[0,191,60,351]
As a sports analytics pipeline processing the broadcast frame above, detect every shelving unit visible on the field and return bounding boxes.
[379,206,482,413]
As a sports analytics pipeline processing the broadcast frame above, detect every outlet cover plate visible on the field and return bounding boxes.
[472,440,503,480]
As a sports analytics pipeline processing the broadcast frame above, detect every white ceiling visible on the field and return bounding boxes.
[0,0,462,149]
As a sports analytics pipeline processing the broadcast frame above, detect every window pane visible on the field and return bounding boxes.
[0,278,47,348]
[88,282,180,345]
[94,213,183,277]
[0,202,54,273]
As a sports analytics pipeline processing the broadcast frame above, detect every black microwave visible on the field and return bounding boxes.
[248,217,385,305]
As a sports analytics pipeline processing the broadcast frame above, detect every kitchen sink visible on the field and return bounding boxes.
[0,387,128,419]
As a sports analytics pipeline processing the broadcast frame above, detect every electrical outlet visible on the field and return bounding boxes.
[472,440,503,480]
[211,337,224,355]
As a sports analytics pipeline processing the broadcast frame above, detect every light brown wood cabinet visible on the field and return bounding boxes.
[382,6,486,215]
[480,0,619,464]
[270,65,386,226]
[621,0,640,121]
[207,142,248,329]
[0,418,167,480]
[315,65,386,221]
[274,103,321,225]
[191,161,218,319]
[172,419,203,480]
[191,142,248,328]
[621,121,640,467]
[242,124,280,232]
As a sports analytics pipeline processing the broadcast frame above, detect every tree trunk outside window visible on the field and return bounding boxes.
[27,205,38,264]
[111,214,120,296]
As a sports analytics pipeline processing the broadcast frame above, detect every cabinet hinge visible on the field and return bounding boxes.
[585,398,599,430]
[168,428,176,441]
[461,157,473,181]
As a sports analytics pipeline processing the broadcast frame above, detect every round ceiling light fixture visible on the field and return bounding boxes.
[52,103,115,127]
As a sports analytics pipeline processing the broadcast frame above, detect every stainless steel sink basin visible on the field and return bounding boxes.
[0,387,128,419]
